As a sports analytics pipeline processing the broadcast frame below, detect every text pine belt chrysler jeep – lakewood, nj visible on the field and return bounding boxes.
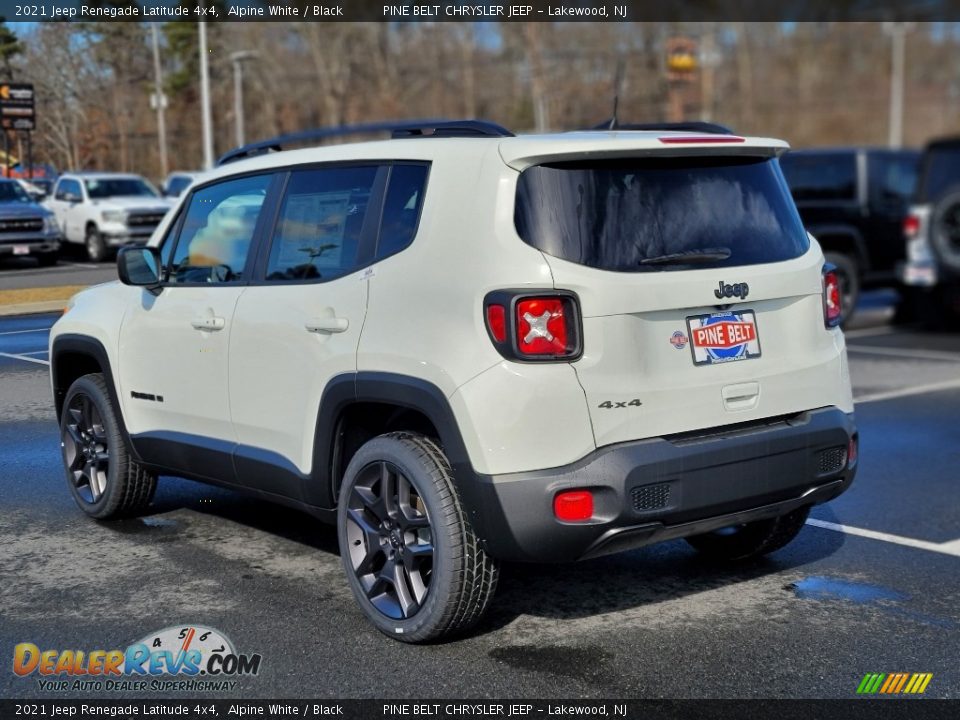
[49,120,858,642]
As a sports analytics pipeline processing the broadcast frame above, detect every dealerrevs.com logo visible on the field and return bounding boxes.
[13,625,262,692]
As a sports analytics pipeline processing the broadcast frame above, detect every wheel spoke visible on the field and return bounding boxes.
[346,508,384,575]
[396,475,429,529]
[380,463,399,521]
[391,559,418,618]
[83,461,100,500]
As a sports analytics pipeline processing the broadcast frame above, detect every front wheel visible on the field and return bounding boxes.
[60,373,157,519]
[337,432,499,643]
[685,506,810,561]
[85,226,109,263]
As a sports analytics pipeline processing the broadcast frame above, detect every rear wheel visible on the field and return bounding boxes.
[337,432,499,643]
[60,373,157,519]
[685,506,810,561]
[823,251,860,326]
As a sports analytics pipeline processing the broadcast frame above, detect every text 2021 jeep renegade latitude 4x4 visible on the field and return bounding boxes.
[49,120,858,642]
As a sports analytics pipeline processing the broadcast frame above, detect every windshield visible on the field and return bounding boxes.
[0,181,34,203]
[85,177,158,199]
[515,156,809,272]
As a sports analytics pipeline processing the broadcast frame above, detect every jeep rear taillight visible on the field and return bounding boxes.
[516,297,570,356]
[484,291,582,362]
[823,265,843,327]
[903,214,920,239]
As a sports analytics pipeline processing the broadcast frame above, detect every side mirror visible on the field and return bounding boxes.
[118,246,163,293]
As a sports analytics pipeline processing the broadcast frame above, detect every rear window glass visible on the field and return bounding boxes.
[515,156,809,273]
[779,152,857,201]
[917,146,960,203]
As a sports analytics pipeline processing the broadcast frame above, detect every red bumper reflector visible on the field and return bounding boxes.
[485,304,507,343]
[554,490,594,522]
[848,435,858,467]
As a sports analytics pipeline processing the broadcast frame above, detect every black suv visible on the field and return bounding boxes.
[780,147,919,321]
[901,137,960,318]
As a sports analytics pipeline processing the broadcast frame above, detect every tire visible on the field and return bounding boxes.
[85,226,109,263]
[337,432,499,643]
[685,506,810,562]
[36,251,58,267]
[59,373,157,520]
[823,251,860,326]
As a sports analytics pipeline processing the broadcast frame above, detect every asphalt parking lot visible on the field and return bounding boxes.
[1,292,958,700]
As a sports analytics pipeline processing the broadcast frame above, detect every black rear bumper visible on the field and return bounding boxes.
[465,407,857,562]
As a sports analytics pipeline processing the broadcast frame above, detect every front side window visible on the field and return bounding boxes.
[515,156,809,273]
[169,174,271,284]
[85,177,158,199]
[265,166,378,282]
[55,179,81,201]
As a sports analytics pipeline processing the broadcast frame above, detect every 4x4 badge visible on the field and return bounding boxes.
[715,281,749,300]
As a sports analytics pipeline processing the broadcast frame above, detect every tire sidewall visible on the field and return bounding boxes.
[60,375,124,519]
[337,435,458,641]
[931,189,960,274]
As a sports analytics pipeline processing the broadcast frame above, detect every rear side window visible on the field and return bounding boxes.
[917,145,960,203]
[376,164,429,260]
[869,152,919,205]
[266,166,378,281]
[779,152,857,201]
[515,156,809,273]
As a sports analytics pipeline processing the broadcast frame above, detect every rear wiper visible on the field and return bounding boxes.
[639,247,732,265]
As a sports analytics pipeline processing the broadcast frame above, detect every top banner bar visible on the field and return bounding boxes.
[9,0,960,23]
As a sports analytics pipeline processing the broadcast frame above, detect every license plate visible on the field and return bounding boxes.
[686,310,761,366]
[12,245,29,255]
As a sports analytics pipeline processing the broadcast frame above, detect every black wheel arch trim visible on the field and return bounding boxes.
[51,333,141,461]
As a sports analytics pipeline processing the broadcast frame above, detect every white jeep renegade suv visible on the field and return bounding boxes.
[49,120,858,642]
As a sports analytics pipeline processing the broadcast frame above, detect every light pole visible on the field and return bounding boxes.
[150,23,169,178]
[229,51,259,148]
[883,22,912,149]
[199,18,214,170]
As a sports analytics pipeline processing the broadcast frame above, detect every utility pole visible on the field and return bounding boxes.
[229,51,259,147]
[150,23,169,178]
[199,17,214,170]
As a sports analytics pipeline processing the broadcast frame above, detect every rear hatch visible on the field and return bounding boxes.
[508,138,845,447]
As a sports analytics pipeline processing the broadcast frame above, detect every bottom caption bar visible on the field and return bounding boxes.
[0,700,956,720]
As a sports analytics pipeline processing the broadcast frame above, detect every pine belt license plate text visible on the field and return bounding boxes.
[686,310,761,366]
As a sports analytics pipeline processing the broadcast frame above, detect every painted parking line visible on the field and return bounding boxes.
[855,377,960,405]
[19,350,49,356]
[0,328,52,336]
[806,518,960,558]
[0,351,49,366]
[843,325,908,339]
[847,345,960,363]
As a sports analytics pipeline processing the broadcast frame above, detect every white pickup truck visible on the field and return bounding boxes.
[45,172,174,261]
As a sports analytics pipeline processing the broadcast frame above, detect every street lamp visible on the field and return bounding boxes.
[230,51,259,148]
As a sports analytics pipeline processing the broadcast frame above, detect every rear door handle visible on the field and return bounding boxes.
[191,316,225,331]
[305,317,349,333]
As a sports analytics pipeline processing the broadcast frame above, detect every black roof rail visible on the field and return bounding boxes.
[587,120,735,135]
[217,119,514,166]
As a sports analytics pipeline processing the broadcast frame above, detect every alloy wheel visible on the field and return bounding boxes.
[61,393,110,504]
[345,461,433,620]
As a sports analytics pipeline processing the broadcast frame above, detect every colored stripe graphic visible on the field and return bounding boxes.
[857,672,932,694]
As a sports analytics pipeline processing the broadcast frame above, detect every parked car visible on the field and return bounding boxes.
[161,171,203,198]
[779,147,920,323]
[45,172,174,262]
[900,137,960,318]
[0,178,62,266]
[49,120,858,642]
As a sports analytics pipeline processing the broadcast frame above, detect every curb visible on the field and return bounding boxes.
[0,300,67,317]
